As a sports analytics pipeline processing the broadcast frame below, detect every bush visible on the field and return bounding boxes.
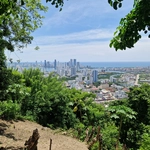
[0,100,21,120]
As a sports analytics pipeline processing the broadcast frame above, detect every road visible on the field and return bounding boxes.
[135,74,139,86]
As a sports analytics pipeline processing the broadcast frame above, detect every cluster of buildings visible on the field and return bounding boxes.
[45,59,131,101]
[9,59,149,102]
[43,59,99,84]
[44,59,79,77]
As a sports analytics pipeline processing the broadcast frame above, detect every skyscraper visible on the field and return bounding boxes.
[54,59,57,70]
[44,60,46,68]
[71,67,76,76]
[77,62,80,71]
[69,59,73,67]
[73,59,77,66]
[92,70,98,83]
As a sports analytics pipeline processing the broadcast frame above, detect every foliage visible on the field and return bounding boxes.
[20,69,78,128]
[139,125,150,150]
[128,83,150,125]
[110,85,150,149]
[0,0,47,101]
[101,122,119,150]
[93,81,101,87]
[1,67,150,150]
[107,104,137,149]
[98,72,121,79]
[108,0,150,50]
[0,0,47,52]
[0,50,12,101]
[0,100,21,120]
[62,75,78,81]
[67,88,96,123]
[46,0,64,11]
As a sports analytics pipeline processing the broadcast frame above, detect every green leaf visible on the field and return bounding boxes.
[118,3,122,8]
[113,1,118,10]
[108,0,111,4]
[111,114,119,119]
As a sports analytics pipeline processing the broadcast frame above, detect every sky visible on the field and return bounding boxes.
[6,0,150,62]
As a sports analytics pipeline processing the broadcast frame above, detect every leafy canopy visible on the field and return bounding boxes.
[0,0,47,52]
[108,0,150,50]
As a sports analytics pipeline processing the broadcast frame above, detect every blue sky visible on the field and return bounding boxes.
[7,0,150,62]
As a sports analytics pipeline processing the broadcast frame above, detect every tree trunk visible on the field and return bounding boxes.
[24,128,40,150]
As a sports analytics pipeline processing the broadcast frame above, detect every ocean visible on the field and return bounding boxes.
[8,62,150,72]
[80,62,150,68]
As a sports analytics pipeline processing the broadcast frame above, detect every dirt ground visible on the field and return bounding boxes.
[0,119,88,150]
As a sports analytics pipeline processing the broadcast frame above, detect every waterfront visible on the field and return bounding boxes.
[80,62,150,68]
[8,61,150,70]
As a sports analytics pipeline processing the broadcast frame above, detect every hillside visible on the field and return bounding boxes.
[0,119,88,150]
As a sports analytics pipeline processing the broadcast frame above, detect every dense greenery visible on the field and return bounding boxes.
[98,72,122,79]
[0,0,47,104]
[108,0,150,50]
[0,0,47,53]
[0,49,12,100]
[93,81,101,87]
[1,1,150,149]
[62,75,78,81]
[0,67,150,150]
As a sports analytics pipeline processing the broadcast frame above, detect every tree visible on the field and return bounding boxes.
[110,85,150,149]
[0,0,47,53]
[140,125,150,150]
[46,0,64,11]
[108,0,150,50]
[21,69,78,128]
[107,105,137,150]
[2,0,148,52]
[0,49,12,100]
[128,83,150,125]
[0,1,47,100]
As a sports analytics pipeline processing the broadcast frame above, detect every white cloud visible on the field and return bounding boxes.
[32,28,114,45]
[7,0,148,63]
[8,36,150,62]
[43,0,134,29]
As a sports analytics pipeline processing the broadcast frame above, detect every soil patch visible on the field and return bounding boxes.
[0,119,88,150]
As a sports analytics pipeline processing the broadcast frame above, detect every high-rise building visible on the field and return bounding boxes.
[73,59,77,66]
[89,75,93,84]
[35,61,38,67]
[76,62,80,71]
[54,59,57,70]
[92,70,98,83]
[83,69,87,76]
[69,59,77,67]
[69,59,73,67]
[47,61,50,68]
[44,60,46,68]
[110,76,114,83]
[71,67,76,76]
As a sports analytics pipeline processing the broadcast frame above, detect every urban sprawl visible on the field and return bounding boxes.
[9,59,150,103]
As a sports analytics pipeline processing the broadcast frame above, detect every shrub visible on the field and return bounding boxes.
[0,100,20,120]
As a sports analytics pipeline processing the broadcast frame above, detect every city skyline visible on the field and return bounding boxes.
[5,0,150,62]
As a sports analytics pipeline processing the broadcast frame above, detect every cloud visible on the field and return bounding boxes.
[7,0,147,63]
[8,35,150,62]
[43,0,133,29]
[32,28,114,45]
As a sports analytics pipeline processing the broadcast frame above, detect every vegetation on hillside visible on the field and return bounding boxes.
[0,68,150,150]
[0,1,150,149]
